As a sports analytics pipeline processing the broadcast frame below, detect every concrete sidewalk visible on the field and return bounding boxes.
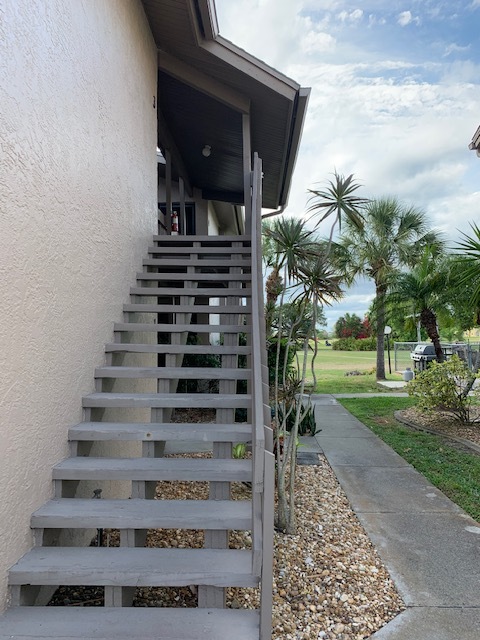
[309,394,480,640]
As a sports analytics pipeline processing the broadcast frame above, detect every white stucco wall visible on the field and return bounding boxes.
[0,0,157,610]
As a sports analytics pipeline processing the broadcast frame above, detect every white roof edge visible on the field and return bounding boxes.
[279,87,311,206]
[194,0,300,101]
[469,124,480,150]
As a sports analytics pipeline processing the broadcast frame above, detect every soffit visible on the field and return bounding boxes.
[142,0,308,209]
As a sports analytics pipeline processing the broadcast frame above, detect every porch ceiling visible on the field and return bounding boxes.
[141,0,310,210]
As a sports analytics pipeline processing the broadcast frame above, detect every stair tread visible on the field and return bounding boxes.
[148,244,252,251]
[0,607,260,640]
[31,498,252,530]
[123,304,251,313]
[153,234,251,242]
[104,344,251,354]
[148,245,251,254]
[112,323,251,332]
[136,272,251,281]
[53,457,252,481]
[95,366,251,379]
[82,393,251,409]
[9,547,257,587]
[143,258,251,266]
[69,422,252,442]
[130,287,251,296]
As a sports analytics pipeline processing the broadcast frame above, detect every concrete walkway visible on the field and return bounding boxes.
[308,394,480,640]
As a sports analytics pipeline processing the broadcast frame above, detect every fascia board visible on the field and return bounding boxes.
[202,36,299,102]
[278,87,311,207]
[188,1,298,101]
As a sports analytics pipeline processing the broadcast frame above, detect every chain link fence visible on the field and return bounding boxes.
[394,342,480,373]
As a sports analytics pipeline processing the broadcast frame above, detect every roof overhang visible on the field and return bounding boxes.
[141,0,310,209]
[468,125,480,157]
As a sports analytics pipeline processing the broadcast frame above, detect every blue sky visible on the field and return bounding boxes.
[215,0,480,330]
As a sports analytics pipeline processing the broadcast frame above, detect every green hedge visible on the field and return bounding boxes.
[332,336,376,351]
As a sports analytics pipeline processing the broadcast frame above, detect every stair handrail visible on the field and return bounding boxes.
[250,153,274,638]
[249,152,265,563]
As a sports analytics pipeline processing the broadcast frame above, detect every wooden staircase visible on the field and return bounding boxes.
[0,229,274,639]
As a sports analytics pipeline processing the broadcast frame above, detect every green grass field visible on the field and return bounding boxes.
[296,343,404,393]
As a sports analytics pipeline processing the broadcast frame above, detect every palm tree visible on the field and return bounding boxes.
[306,171,369,244]
[454,222,480,315]
[262,217,344,533]
[262,217,319,532]
[332,197,444,379]
[390,247,448,363]
[294,252,343,387]
[262,217,317,334]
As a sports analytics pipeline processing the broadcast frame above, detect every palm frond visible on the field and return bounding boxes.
[305,170,368,232]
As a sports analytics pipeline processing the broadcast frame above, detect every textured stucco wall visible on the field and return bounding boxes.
[0,0,157,610]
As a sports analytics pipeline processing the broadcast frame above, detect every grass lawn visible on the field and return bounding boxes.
[338,396,480,522]
[297,343,404,393]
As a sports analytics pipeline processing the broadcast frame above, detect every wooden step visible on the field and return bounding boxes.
[94,366,251,380]
[0,607,260,640]
[148,245,251,255]
[31,498,252,530]
[104,344,250,355]
[53,457,252,482]
[82,393,251,409]
[143,258,251,267]
[152,234,251,243]
[136,272,251,281]
[69,422,253,443]
[123,304,250,314]
[130,287,251,297]
[9,547,257,588]
[113,323,251,333]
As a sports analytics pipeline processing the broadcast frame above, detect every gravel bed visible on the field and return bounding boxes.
[266,461,404,639]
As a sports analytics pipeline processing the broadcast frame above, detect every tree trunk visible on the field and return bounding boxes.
[310,299,318,390]
[265,267,282,304]
[420,308,444,363]
[375,283,387,380]
[276,468,288,531]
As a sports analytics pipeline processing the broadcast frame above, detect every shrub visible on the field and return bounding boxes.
[407,355,479,423]
[267,337,295,384]
[334,314,372,339]
[275,396,317,436]
[332,336,376,351]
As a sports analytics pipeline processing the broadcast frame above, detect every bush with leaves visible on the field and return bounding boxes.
[407,355,479,423]
[267,337,295,384]
[275,395,317,436]
[332,336,376,351]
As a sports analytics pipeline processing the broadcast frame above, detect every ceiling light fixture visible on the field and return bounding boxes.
[202,144,212,157]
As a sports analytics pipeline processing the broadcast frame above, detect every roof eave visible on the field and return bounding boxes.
[278,87,311,208]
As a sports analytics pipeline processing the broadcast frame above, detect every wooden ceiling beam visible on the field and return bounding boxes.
[158,49,250,114]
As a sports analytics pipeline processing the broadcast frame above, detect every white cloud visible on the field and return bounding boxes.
[397,10,421,26]
[337,9,363,23]
[443,43,471,57]
[301,30,337,55]
[368,14,386,26]
[299,18,337,55]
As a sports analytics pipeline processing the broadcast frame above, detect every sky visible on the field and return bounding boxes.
[215,0,480,331]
